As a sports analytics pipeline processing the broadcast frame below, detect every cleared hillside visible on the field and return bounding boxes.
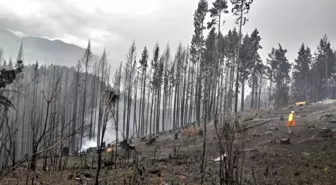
[2,100,336,185]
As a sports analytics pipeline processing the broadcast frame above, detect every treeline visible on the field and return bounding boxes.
[113,0,336,139]
[291,36,336,103]
[0,0,336,172]
[0,41,113,169]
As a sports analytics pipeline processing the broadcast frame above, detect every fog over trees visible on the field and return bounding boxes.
[0,0,335,184]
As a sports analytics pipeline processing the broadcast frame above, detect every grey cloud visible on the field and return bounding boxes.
[0,0,196,63]
[230,0,336,62]
[0,0,335,67]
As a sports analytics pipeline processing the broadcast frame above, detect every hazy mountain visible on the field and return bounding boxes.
[0,29,99,66]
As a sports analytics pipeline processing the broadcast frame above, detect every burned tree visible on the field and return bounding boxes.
[231,0,254,113]
[30,75,61,170]
[95,89,119,185]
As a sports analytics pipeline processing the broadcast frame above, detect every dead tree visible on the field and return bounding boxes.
[0,60,24,169]
[95,89,119,185]
[30,78,61,170]
[214,117,248,185]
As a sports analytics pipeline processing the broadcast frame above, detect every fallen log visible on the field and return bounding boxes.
[241,119,272,131]
[272,110,312,114]
[319,114,334,120]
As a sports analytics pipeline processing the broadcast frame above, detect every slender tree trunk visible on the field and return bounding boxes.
[167,86,172,130]
[71,67,79,154]
[305,71,308,102]
[317,75,320,102]
[122,79,128,134]
[258,75,262,109]
[234,4,244,113]
[162,75,167,132]
[149,88,155,135]
[153,91,157,133]
[200,64,210,180]
[59,70,68,170]
[89,66,97,139]
[95,100,110,185]
[189,64,195,123]
[114,64,122,169]
[228,63,235,110]
[185,65,190,124]
[156,84,162,133]
[21,76,27,157]
[145,84,151,135]
[93,73,99,139]
[196,62,202,126]
[181,66,187,127]
[223,65,229,113]
[240,79,245,111]
[97,64,105,148]
[80,64,88,151]
[13,81,20,163]
[219,66,224,115]
[125,70,134,141]
[195,70,198,123]
[268,81,272,108]
[133,74,138,136]
[176,79,180,128]
[138,77,143,135]
[173,84,177,129]
[115,92,119,169]
[251,80,255,109]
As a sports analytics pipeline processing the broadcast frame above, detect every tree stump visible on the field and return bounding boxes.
[307,125,315,130]
[62,147,69,157]
[318,127,333,137]
[198,129,203,136]
[146,137,157,145]
[269,127,278,131]
[253,133,260,137]
[280,138,291,145]
[174,132,179,140]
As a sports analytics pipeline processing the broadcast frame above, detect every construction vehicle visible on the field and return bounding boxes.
[296,101,307,106]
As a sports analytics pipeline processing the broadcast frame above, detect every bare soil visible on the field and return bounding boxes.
[1,102,336,185]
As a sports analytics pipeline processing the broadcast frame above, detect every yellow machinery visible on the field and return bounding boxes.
[295,101,307,106]
[106,143,113,153]
[106,146,113,153]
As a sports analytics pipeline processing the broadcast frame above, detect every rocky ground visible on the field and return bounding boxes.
[1,101,336,185]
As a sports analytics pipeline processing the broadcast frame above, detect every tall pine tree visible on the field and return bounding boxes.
[267,44,291,109]
[310,35,336,101]
[292,43,312,102]
[190,0,208,126]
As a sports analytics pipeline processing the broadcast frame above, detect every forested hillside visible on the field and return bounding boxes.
[0,0,335,184]
[0,29,99,66]
[0,43,108,168]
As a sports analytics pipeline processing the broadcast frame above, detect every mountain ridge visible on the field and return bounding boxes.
[0,29,99,66]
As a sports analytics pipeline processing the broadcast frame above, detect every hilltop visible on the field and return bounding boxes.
[0,29,99,66]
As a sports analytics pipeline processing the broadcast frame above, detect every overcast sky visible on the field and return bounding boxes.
[0,0,335,68]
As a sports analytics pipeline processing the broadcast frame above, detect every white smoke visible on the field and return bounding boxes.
[80,88,136,152]
[313,99,336,105]
[80,114,123,152]
[80,139,97,152]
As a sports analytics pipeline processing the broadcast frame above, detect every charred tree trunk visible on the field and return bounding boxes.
[240,79,245,111]
[250,80,255,109]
